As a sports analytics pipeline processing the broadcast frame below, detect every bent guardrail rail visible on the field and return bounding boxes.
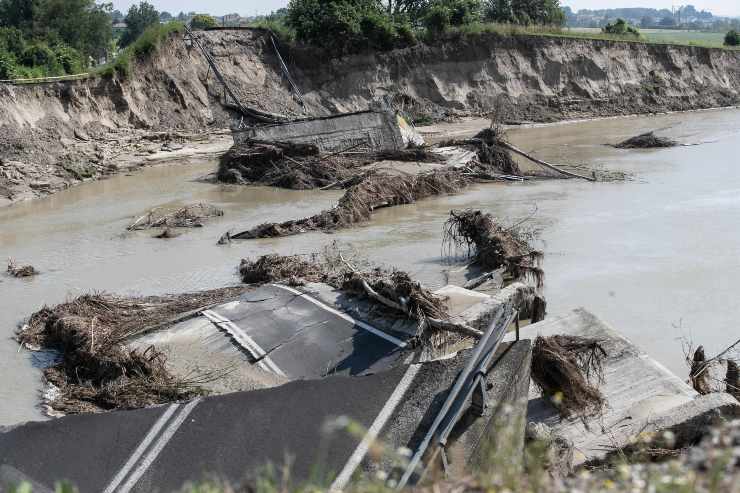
[397,304,519,488]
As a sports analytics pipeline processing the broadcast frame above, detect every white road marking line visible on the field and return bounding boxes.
[102,403,180,493]
[117,398,202,493]
[202,310,286,377]
[271,284,407,348]
[329,364,421,491]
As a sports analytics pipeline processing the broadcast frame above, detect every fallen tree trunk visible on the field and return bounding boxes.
[499,141,596,182]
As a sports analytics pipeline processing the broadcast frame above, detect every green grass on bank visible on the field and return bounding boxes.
[437,22,740,50]
[95,21,185,78]
[568,27,734,49]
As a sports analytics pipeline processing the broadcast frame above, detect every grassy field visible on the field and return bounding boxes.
[569,27,731,48]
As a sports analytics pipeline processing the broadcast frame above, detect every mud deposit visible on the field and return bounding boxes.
[1,108,739,425]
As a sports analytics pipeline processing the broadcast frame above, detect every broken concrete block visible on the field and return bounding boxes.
[505,308,740,466]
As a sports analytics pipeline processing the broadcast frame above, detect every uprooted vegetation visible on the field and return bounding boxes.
[238,251,489,344]
[218,140,369,190]
[17,287,247,414]
[615,131,678,149]
[443,209,544,288]
[7,258,38,278]
[127,203,224,231]
[226,170,468,240]
[531,335,607,418]
[217,140,455,191]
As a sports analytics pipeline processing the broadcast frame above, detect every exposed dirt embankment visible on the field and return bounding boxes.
[288,34,740,121]
[0,29,295,206]
[1,29,739,205]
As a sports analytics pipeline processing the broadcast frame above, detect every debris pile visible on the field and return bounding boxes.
[127,203,224,230]
[17,287,247,414]
[470,127,521,176]
[218,140,370,190]
[239,254,325,285]
[615,131,678,149]
[531,335,607,418]
[236,252,485,344]
[229,170,467,239]
[7,258,38,277]
[443,209,544,287]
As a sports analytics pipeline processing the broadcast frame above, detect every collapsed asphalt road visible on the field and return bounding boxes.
[0,342,533,492]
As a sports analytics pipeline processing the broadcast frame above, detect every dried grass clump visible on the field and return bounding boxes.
[531,335,607,418]
[17,287,247,414]
[127,203,224,230]
[233,170,468,239]
[615,131,677,149]
[443,209,543,288]
[239,254,326,285]
[7,258,38,277]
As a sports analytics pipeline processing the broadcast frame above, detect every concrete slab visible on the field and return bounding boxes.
[504,308,740,465]
[131,284,414,388]
[434,285,491,317]
[235,110,406,153]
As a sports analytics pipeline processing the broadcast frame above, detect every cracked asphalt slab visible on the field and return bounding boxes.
[0,342,533,492]
[0,365,414,492]
[204,284,412,379]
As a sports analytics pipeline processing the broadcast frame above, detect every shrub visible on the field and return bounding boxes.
[0,49,18,79]
[359,9,396,50]
[725,30,740,47]
[449,0,482,26]
[190,14,216,30]
[603,18,640,37]
[0,26,26,57]
[21,42,63,75]
[424,2,452,34]
[395,21,417,45]
[54,45,84,74]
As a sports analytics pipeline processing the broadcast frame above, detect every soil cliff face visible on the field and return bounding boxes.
[1,29,739,204]
[288,34,740,121]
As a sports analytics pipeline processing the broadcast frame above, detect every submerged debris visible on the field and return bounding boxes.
[531,335,607,418]
[615,131,678,149]
[127,203,224,230]
[231,170,467,239]
[7,258,38,278]
[443,209,543,288]
[17,287,247,414]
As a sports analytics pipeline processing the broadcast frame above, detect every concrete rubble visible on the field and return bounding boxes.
[504,308,740,467]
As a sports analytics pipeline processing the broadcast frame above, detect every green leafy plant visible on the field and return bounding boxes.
[190,14,217,30]
[725,30,740,47]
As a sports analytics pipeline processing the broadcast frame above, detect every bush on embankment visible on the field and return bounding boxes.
[726,30,740,47]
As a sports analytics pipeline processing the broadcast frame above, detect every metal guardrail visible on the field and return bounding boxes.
[0,72,90,85]
[396,304,518,489]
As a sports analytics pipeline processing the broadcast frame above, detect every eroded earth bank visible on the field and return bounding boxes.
[2,28,740,205]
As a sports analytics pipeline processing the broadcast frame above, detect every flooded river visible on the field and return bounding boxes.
[2,108,739,425]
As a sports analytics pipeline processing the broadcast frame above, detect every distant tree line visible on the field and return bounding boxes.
[0,0,112,78]
[284,0,565,52]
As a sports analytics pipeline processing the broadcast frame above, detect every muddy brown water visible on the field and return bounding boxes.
[2,108,739,425]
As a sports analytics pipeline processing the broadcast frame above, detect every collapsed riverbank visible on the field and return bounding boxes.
[2,28,739,206]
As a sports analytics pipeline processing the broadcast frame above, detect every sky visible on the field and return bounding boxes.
[109,0,739,18]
